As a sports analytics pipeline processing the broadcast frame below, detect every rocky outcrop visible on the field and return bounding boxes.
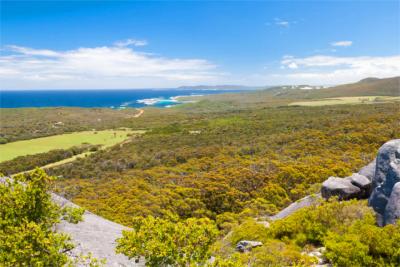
[236,240,262,252]
[321,177,362,200]
[320,139,400,226]
[321,172,372,200]
[368,139,400,226]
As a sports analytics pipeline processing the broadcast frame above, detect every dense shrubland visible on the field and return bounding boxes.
[50,103,400,226]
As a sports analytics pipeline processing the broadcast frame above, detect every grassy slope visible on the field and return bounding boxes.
[288,96,400,106]
[0,130,135,162]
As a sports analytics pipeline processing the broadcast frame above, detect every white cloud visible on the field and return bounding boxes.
[267,18,293,28]
[0,43,221,89]
[277,54,400,84]
[114,39,148,47]
[6,45,61,57]
[331,41,353,47]
[276,20,289,27]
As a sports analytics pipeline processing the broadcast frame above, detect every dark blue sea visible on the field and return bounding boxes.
[0,89,242,109]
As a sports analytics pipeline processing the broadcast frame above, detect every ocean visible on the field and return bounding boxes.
[0,89,242,109]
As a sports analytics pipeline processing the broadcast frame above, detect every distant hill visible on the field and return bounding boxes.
[358,77,380,83]
[177,85,263,90]
[271,76,400,99]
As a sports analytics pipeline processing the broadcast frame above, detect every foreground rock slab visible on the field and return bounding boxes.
[52,194,142,267]
[270,194,321,221]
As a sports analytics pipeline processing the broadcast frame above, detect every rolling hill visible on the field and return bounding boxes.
[272,76,400,99]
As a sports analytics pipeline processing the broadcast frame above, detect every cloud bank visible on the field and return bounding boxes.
[277,54,400,84]
[1,41,399,89]
[0,42,220,89]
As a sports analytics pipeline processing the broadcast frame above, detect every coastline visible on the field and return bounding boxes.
[0,89,243,109]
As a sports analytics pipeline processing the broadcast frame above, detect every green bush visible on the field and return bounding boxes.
[0,169,73,266]
[269,199,373,246]
[116,216,219,266]
[268,199,400,266]
[249,240,316,267]
[62,206,85,224]
[229,219,269,245]
[324,221,400,267]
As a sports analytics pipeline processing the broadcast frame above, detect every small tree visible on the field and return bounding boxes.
[0,168,93,266]
[116,216,219,267]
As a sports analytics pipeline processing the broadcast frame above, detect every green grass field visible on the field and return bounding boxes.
[0,129,139,162]
[288,96,400,107]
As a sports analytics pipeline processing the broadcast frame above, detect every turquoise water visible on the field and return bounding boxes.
[0,89,242,108]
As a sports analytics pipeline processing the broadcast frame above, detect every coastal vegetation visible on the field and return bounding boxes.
[1,77,399,266]
[49,102,399,226]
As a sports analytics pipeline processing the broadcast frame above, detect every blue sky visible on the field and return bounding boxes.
[1,1,399,89]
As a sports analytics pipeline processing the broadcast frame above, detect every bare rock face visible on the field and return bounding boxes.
[358,159,376,180]
[368,139,400,226]
[321,177,361,200]
[384,182,400,225]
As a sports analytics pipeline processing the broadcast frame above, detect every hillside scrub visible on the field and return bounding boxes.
[50,103,400,225]
[2,97,400,266]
